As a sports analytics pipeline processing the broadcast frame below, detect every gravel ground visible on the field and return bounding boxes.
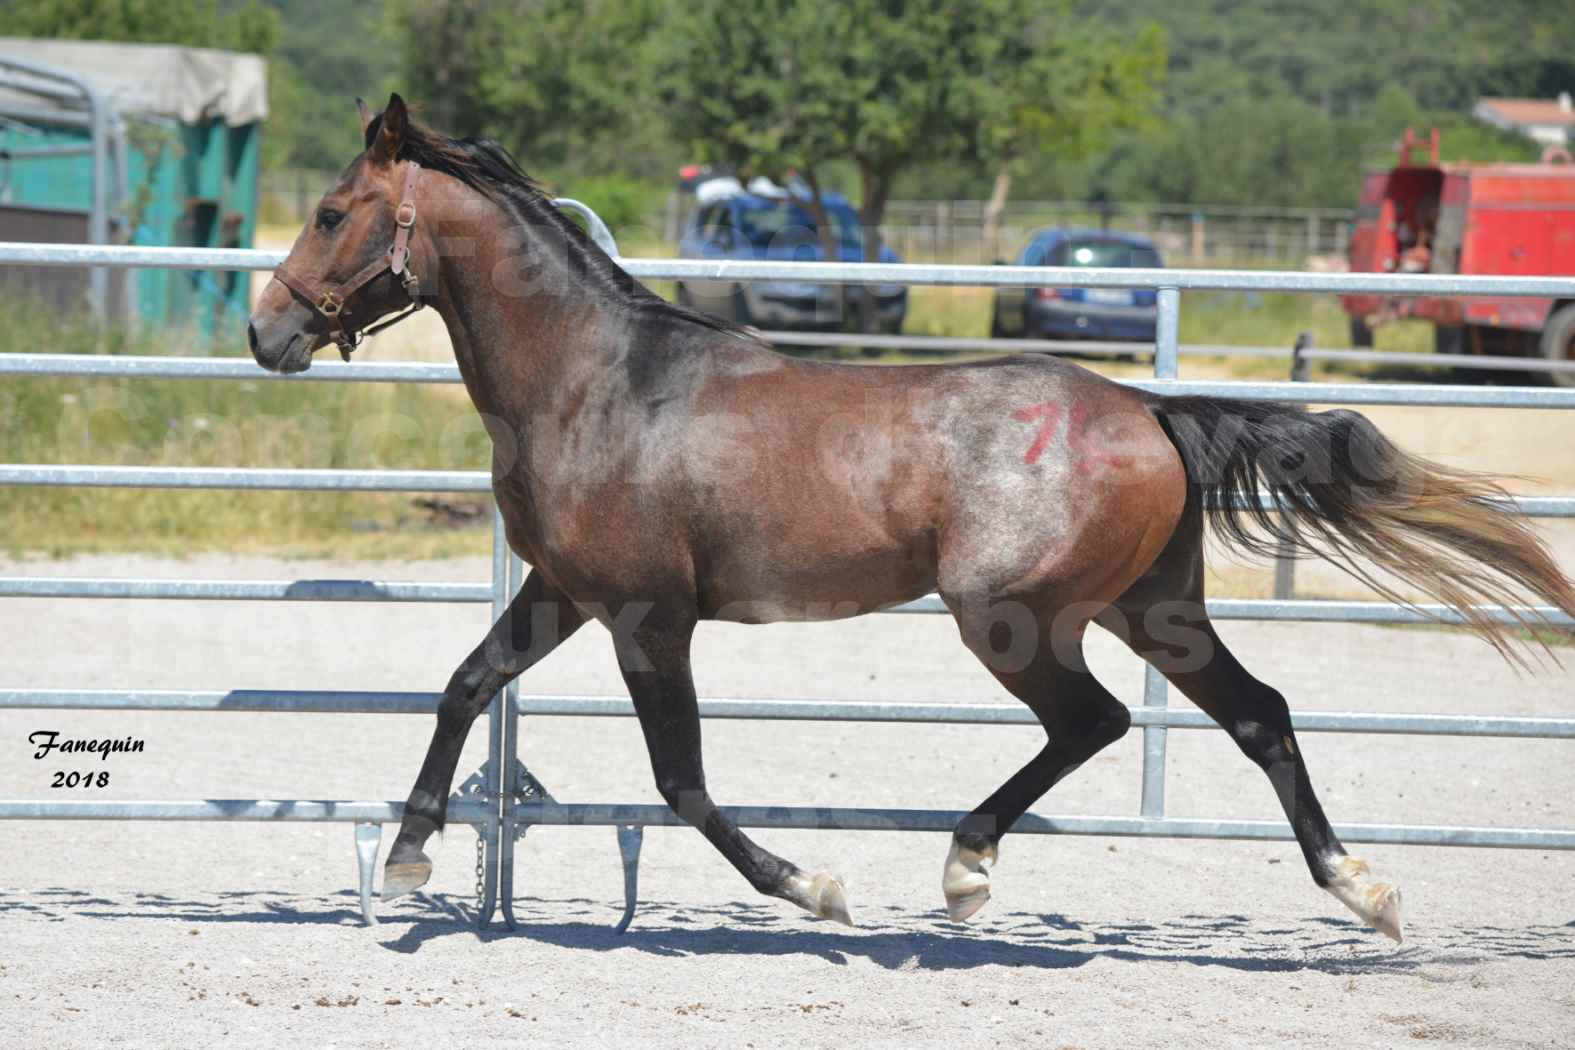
[2,553,1573,1049]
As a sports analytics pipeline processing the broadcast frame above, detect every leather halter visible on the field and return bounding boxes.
[272,161,424,361]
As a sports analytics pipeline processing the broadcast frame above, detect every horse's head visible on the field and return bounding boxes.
[248,93,428,373]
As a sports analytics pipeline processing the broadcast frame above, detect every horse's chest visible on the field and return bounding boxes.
[498,461,691,602]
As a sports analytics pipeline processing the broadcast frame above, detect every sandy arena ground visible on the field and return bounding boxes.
[1,553,1572,1048]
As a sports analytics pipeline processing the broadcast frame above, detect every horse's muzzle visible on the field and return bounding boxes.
[247,320,312,374]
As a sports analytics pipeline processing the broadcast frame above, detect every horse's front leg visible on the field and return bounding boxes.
[615,614,854,925]
[383,568,585,897]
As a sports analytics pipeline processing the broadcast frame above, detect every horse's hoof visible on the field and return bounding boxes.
[786,869,855,926]
[1324,855,1403,944]
[382,857,433,900]
[945,886,991,923]
[1369,884,1404,944]
[942,839,996,923]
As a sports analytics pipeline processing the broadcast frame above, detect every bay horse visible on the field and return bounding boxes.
[248,95,1575,942]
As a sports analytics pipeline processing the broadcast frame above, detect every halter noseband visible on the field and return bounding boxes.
[272,161,425,361]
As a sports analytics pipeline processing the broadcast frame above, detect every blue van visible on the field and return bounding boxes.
[676,189,907,331]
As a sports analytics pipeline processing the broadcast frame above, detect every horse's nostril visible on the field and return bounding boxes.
[246,322,260,357]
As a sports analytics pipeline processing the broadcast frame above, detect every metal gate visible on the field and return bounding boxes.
[2,239,1572,932]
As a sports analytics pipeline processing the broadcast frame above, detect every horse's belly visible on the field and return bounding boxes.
[698,545,936,624]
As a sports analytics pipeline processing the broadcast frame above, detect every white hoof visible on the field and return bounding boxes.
[785,870,854,926]
[1324,855,1403,943]
[381,859,432,900]
[942,839,997,922]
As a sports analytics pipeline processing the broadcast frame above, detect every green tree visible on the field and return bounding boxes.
[394,0,668,179]
[264,0,398,170]
[8,0,279,54]
[975,7,1165,248]
[659,0,1165,330]
[1074,0,1567,206]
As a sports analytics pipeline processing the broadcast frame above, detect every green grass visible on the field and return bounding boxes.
[1178,291,1437,380]
[0,298,493,559]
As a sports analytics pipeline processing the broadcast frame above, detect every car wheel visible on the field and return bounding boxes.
[729,286,753,327]
[1539,304,1575,388]
[1434,324,1466,357]
[1349,316,1374,348]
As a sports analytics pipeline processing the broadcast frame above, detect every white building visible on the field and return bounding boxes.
[1472,93,1575,147]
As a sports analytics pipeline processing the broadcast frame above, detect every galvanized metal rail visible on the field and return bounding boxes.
[7,689,1573,737]
[2,241,1572,933]
[754,331,1575,374]
[4,241,1573,296]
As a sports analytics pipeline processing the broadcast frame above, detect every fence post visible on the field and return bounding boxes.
[664,191,681,247]
[1140,664,1168,819]
[1272,332,1312,601]
[1141,286,1182,819]
[498,546,526,928]
[473,505,507,928]
[1155,287,1180,380]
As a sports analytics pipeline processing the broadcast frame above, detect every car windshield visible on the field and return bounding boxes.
[738,200,862,251]
[1050,239,1161,268]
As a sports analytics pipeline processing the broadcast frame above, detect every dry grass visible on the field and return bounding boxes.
[0,295,493,559]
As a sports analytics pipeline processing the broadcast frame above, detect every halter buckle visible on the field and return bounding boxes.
[317,291,345,317]
[395,201,417,228]
[334,325,361,361]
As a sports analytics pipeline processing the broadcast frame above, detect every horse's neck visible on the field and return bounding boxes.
[430,195,616,422]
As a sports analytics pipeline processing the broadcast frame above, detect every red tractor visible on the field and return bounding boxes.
[1342,128,1575,385]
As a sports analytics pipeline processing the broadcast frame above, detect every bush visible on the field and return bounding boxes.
[558,175,663,241]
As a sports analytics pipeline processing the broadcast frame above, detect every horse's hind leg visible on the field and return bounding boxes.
[942,604,1132,921]
[383,568,586,897]
[614,614,853,925]
[1112,522,1403,941]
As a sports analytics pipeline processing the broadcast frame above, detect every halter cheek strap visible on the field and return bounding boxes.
[272,161,424,361]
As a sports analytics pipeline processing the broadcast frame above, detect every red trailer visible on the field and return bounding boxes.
[1342,128,1575,384]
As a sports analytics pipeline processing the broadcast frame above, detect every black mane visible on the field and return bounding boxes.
[365,113,752,341]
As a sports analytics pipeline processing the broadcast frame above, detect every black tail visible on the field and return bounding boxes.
[1155,394,1575,665]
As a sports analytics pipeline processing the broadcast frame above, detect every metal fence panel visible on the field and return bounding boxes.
[1,242,1571,933]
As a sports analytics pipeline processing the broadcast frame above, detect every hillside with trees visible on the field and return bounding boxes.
[1008,0,1575,206]
[9,0,1574,208]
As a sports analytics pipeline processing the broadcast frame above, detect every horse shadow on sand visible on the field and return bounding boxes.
[7,885,1574,976]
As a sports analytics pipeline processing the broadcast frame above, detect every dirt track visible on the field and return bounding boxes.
[2,553,1573,1048]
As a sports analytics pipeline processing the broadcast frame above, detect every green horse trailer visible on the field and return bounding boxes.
[0,39,266,337]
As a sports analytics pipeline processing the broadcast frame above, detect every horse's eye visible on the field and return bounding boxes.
[316,208,344,231]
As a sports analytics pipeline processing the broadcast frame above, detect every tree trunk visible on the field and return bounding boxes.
[857,161,891,335]
[801,168,844,328]
[982,167,1012,262]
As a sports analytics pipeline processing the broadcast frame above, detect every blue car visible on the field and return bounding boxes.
[990,229,1163,343]
[676,189,907,331]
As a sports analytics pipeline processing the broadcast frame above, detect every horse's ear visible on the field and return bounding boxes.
[356,97,373,137]
[371,92,408,165]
